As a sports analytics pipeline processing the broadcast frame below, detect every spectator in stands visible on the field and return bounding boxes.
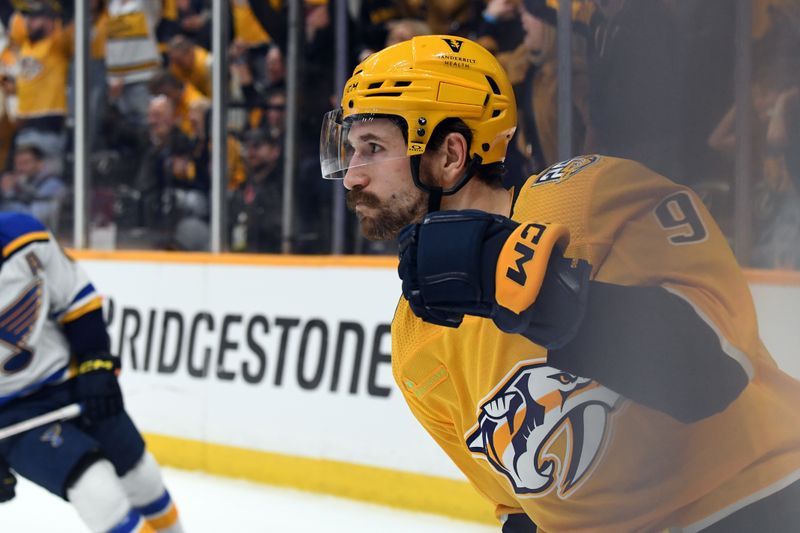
[236,67,287,143]
[231,0,272,83]
[585,0,682,180]
[228,128,283,253]
[713,30,800,270]
[761,4,800,192]
[137,95,184,199]
[148,69,208,138]
[164,132,210,251]
[175,0,211,50]
[763,79,800,269]
[136,94,209,250]
[300,0,336,155]
[473,0,532,182]
[0,144,66,232]
[168,34,211,97]
[186,98,246,191]
[384,18,431,47]
[106,0,163,129]
[423,0,482,37]
[264,43,286,91]
[511,1,591,175]
[8,0,71,174]
[262,88,287,142]
[0,51,18,170]
[68,0,108,150]
[231,42,285,122]
[476,0,526,54]
[707,47,800,269]
[768,86,800,186]
[354,0,409,59]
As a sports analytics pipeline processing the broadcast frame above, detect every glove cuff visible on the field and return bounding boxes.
[494,222,570,314]
[76,352,120,375]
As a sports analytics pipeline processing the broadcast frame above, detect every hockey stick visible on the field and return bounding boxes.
[0,403,82,441]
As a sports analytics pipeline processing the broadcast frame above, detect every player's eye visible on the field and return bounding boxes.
[368,142,382,154]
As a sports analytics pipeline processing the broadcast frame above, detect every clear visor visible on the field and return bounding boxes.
[319,109,410,180]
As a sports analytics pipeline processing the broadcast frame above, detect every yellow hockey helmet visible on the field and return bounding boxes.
[320,35,517,180]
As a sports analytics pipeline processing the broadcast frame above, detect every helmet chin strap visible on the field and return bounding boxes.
[410,154,484,213]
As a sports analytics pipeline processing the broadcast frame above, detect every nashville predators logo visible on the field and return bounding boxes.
[18,56,44,81]
[465,360,619,498]
[533,155,599,187]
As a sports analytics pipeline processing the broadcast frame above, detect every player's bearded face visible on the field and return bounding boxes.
[346,183,427,241]
[342,118,428,240]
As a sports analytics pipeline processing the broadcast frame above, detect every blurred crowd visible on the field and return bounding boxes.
[0,0,798,267]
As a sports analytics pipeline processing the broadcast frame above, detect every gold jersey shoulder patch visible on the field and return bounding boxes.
[532,155,600,187]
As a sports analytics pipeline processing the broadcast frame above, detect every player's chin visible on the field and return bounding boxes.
[359,218,402,242]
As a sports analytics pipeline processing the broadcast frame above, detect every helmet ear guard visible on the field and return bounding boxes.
[321,35,518,195]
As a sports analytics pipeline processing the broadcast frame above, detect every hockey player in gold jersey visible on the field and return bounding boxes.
[320,35,800,532]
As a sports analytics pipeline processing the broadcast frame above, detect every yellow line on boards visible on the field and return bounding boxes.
[142,433,496,525]
[68,249,398,269]
[743,268,800,286]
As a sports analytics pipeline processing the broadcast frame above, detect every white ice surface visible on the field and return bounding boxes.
[3,467,497,532]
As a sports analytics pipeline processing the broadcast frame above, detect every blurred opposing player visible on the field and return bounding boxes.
[0,212,183,533]
[321,35,800,531]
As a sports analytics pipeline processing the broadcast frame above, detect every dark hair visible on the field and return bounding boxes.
[426,118,504,187]
[148,70,184,94]
[169,34,194,53]
[354,114,504,187]
[15,144,45,161]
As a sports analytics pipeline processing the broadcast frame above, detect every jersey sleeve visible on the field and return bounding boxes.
[0,213,109,357]
[8,13,26,46]
[37,231,111,357]
[515,156,761,379]
[35,241,101,326]
[587,158,759,376]
[58,22,75,57]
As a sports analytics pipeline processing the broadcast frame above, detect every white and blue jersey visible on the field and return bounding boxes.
[0,212,103,406]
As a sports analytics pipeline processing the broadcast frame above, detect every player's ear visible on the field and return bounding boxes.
[439,132,470,189]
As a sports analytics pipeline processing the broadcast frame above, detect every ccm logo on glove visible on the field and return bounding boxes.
[496,222,570,314]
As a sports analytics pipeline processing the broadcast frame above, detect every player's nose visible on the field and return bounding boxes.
[343,166,369,191]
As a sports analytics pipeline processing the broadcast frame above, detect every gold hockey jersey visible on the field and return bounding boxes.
[8,13,72,119]
[392,155,800,532]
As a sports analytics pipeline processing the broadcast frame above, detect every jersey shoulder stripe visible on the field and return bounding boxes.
[60,296,103,324]
[51,282,102,324]
[0,213,49,260]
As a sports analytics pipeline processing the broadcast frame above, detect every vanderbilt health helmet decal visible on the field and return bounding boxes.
[442,38,463,52]
[466,360,620,498]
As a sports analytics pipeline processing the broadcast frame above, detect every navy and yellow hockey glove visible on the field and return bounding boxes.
[0,459,15,503]
[398,210,591,349]
[74,353,124,424]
